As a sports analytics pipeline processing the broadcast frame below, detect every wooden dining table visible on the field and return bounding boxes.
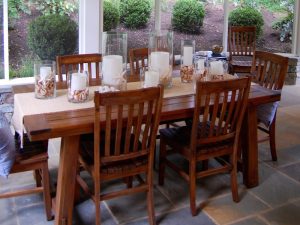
[12,77,281,225]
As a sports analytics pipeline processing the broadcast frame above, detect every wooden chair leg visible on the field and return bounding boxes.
[230,166,239,203]
[158,139,167,186]
[202,160,209,170]
[94,182,101,225]
[147,187,156,225]
[41,163,53,221]
[34,169,42,187]
[189,160,197,216]
[269,119,277,161]
[126,176,133,188]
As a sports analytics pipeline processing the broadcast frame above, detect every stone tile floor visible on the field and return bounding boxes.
[1,80,300,225]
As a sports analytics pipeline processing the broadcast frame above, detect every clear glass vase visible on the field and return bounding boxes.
[180,39,195,83]
[148,30,173,88]
[34,60,56,99]
[102,32,128,91]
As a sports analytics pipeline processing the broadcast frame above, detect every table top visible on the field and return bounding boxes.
[17,80,280,142]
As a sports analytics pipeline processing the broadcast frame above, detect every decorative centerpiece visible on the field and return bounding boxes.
[208,59,228,80]
[67,71,89,103]
[34,61,56,99]
[102,32,127,90]
[180,40,195,83]
[211,44,223,56]
[148,30,173,88]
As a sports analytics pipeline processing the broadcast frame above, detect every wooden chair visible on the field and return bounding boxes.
[0,134,53,221]
[228,26,256,74]
[76,86,163,225]
[251,51,289,161]
[158,77,251,216]
[56,53,102,87]
[129,47,148,82]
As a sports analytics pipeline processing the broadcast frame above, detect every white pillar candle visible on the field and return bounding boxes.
[40,66,52,79]
[210,61,224,75]
[197,59,205,71]
[71,73,87,91]
[145,70,159,87]
[102,55,123,84]
[150,52,170,75]
[183,46,193,66]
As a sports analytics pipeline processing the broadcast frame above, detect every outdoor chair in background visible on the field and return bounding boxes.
[76,86,163,225]
[56,53,102,87]
[158,77,251,216]
[251,50,289,161]
[228,26,256,74]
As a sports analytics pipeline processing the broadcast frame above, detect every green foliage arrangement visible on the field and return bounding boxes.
[120,0,151,28]
[32,0,78,16]
[104,0,120,31]
[27,14,78,60]
[172,0,205,34]
[228,7,264,37]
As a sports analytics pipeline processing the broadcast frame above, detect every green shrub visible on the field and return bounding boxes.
[8,0,30,20]
[172,0,205,34]
[120,0,151,28]
[9,55,37,79]
[32,0,78,16]
[104,0,120,31]
[228,7,264,37]
[27,14,78,61]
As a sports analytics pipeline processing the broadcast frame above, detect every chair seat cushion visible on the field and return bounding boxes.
[256,101,279,127]
[79,133,145,170]
[14,134,48,166]
[160,124,234,156]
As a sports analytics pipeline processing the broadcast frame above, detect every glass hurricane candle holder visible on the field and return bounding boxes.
[140,67,159,88]
[67,70,89,103]
[34,60,56,99]
[148,30,173,88]
[180,40,195,83]
[102,32,127,91]
[208,59,228,80]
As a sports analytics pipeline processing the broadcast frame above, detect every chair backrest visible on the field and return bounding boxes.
[191,77,251,149]
[251,51,289,90]
[56,53,102,86]
[129,48,148,82]
[228,26,256,58]
[93,86,163,175]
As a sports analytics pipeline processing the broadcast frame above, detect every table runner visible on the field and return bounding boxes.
[12,77,197,140]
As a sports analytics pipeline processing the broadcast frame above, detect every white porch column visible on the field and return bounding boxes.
[79,0,102,54]
[154,0,161,30]
[222,0,229,52]
[292,0,300,56]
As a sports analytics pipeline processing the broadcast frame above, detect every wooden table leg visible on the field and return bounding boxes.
[241,105,259,188]
[54,135,80,225]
